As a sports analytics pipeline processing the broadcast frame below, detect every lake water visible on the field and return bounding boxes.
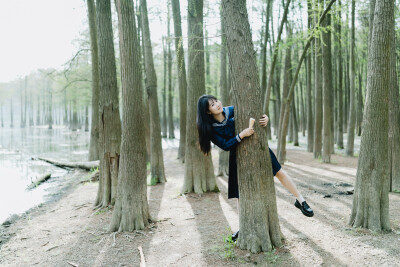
[0,126,90,224]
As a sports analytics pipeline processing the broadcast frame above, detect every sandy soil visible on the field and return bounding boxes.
[1,146,400,267]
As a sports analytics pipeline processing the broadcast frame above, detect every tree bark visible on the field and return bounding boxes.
[110,0,150,232]
[95,0,122,208]
[167,3,175,139]
[277,31,292,164]
[346,0,356,157]
[171,0,187,162]
[87,0,100,161]
[182,0,218,194]
[140,0,166,184]
[356,71,363,136]
[336,0,344,149]
[218,6,229,177]
[349,0,393,232]
[322,1,333,163]
[222,0,282,253]
[313,0,323,159]
[162,37,168,138]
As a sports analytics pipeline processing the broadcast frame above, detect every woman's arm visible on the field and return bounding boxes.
[211,128,254,151]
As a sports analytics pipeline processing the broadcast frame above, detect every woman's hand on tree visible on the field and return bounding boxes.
[239,128,255,139]
[259,114,269,127]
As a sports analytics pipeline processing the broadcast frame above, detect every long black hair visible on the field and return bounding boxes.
[197,94,218,154]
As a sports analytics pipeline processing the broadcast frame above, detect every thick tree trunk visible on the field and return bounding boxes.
[167,4,175,139]
[322,3,332,163]
[222,0,281,253]
[182,0,217,194]
[140,0,166,184]
[87,0,100,161]
[336,0,344,149]
[313,0,323,159]
[389,10,400,192]
[110,0,150,232]
[171,0,187,162]
[349,0,393,232]
[95,0,122,208]
[218,7,229,177]
[222,0,282,253]
[346,0,356,157]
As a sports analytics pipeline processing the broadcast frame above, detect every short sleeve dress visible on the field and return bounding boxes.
[210,106,281,199]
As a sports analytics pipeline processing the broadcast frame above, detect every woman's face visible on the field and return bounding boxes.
[207,98,223,115]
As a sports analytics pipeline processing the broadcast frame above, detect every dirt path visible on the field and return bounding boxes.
[1,147,400,266]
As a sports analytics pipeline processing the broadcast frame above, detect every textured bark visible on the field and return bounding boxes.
[322,4,332,163]
[222,0,282,253]
[346,0,356,157]
[349,0,392,232]
[335,0,344,149]
[292,91,299,146]
[171,0,187,161]
[110,0,150,232]
[167,4,175,139]
[182,0,218,194]
[260,0,272,103]
[389,11,400,192]
[313,0,323,159]
[95,0,122,208]
[218,7,229,177]
[87,0,100,161]
[140,0,166,184]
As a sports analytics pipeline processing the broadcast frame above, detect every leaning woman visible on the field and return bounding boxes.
[197,94,314,242]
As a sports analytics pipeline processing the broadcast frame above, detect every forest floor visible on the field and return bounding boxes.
[1,145,400,267]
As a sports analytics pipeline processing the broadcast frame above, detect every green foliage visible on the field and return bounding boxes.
[222,231,236,260]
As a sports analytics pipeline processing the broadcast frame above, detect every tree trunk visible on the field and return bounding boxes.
[277,28,292,164]
[218,6,229,177]
[85,105,89,132]
[95,0,122,208]
[300,77,305,137]
[87,0,100,161]
[182,0,217,194]
[221,0,282,253]
[346,0,356,157]
[322,2,332,163]
[356,71,363,136]
[260,0,272,103]
[110,0,150,232]
[48,80,53,130]
[313,0,323,159]
[349,0,393,232]
[171,0,187,162]
[167,3,175,139]
[336,0,344,149]
[292,91,299,146]
[140,0,166,184]
[162,37,168,138]
[388,5,400,192]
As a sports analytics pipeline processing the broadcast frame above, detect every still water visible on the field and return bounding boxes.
[0,126,90,224]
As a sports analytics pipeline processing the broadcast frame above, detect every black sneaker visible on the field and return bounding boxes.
[294,199,314,217]
[231,230,239,242]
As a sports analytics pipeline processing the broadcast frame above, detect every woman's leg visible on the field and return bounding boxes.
[275,169,305,203]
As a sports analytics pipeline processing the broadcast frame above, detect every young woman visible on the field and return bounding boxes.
[197,94,313,241]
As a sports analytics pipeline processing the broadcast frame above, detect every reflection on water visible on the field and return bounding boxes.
[0,126,89,224]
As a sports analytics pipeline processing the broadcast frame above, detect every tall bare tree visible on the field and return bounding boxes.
[171,0,187,161]
[182,0,217,194]
[87,0,100,161]
[110,0,150,232]
[346,0,356,156]
[349,0,393,232]
[335,0,344,149]
[95,0,122,208]
[221,0,282,252]
[167,1,175,139]
[140,0,166,184]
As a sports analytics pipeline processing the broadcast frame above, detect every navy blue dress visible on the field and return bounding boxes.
[210,106,281,199]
